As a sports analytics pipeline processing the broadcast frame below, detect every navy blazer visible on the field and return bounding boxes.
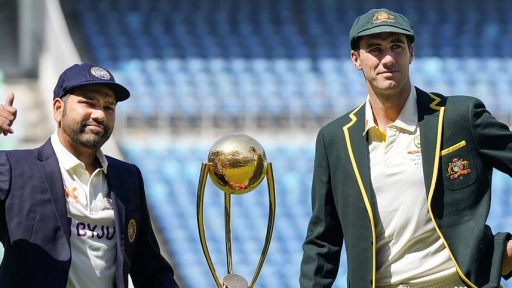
[0,139,179,287]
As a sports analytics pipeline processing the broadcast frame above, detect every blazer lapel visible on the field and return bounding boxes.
[106,165,126,246]
[105,162,127,287]
[343,103,376,208]
[416,87,446,197]
[342,102,378,284]
[38,139,71,238]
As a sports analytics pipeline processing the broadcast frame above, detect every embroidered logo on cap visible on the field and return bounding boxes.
[373,11,395,23]
[128,219,137,243]
[90,66,111,80]
[447,158,471,180]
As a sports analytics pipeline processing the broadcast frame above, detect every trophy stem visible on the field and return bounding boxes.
[197,163,222,288]
[249,163,276,288]
[224,192,233,275]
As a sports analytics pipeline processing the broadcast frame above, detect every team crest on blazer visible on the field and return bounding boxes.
[128,219,137,243]
[447,157,471,180]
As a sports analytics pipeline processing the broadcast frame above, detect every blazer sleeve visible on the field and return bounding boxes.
[468,97,512,175]
[300,129,343,287]
[0,152,10,247]
[466,97,512,279]
[129,165,180,288]
[0,152,11,201]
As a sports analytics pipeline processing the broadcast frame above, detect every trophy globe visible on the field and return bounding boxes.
[208,134,267,195]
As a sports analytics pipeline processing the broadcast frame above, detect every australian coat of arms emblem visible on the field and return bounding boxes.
[447,158,471,180]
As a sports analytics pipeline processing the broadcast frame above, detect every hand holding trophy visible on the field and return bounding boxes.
[196,134,276,288]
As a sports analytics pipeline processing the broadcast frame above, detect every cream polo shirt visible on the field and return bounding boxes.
[51,134,116,288]
[365,87,456,284]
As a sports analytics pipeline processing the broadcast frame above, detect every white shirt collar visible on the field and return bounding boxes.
[364,84,418,134]
[51,133,108,173]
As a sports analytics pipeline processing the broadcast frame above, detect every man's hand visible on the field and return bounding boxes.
[0,92,16,136]
[502,239,512,276]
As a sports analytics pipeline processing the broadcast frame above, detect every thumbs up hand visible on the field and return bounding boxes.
[0,92,17,136]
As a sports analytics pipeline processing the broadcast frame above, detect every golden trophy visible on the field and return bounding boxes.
[196,134,276,288]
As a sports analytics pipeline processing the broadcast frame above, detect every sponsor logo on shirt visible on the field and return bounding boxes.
[65,186,79,202]
[76,222,116,240]
[407,135,422,166]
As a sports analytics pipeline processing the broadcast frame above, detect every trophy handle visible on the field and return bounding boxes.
[197,163,222,288]
[249,162,276,288]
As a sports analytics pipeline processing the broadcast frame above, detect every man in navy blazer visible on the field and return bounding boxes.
[0,63,180,287]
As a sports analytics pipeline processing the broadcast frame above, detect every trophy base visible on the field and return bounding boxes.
[222,274,249,288]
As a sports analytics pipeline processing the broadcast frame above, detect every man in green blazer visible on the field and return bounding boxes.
[300,8,512,288]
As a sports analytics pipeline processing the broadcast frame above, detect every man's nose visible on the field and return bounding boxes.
[91,108,106,122]
[381,52,396,66]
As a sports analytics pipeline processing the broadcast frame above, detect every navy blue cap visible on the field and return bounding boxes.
[53,63,130,101]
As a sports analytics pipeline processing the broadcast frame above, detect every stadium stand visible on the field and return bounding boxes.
[62,0,512,132]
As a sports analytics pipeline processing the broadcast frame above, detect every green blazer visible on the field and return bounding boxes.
[300,87,512,288]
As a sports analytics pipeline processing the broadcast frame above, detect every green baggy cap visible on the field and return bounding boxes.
[349,8,415,49]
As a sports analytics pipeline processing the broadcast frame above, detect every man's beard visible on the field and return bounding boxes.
[71,122,112,150]
[61,102,113,150]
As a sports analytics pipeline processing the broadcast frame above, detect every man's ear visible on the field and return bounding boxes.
[351,50,362,70]
[53,98,64,125]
